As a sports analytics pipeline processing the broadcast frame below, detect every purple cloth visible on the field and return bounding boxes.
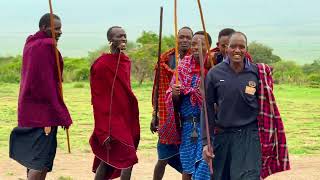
[18,31,72,127]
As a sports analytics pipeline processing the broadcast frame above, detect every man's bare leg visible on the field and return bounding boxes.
[182,173,192,180]
[95,161,113,180]
[120,166,133,180]
[27,169,43,180]
[39,169,48,180]
[153,159,168,180]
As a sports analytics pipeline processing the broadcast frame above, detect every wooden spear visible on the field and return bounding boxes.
[198,39,214,174]
[154,6,164,128]
[48,0,71,153]
[196,0,214,67]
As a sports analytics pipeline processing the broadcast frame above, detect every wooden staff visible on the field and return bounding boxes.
[196,0,213,67]
[154,7,164,127]
[173,0,182,131]
[48,0,71,153]
[174,0,179,84]
[198,39,214,174]
[196,1,214,173]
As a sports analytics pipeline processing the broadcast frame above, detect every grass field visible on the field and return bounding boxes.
[0,82,319,157]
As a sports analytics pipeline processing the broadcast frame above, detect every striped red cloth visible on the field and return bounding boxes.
[256,63,290,178]
[152,48,190,144]
[164,55,202,144]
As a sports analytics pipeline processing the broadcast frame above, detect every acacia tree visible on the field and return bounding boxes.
[248,41,281,64]
[129,31,174,85]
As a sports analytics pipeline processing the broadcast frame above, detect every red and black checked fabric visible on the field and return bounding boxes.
[152,48,191,144]
[174,55,202,107]
[257,63,290,179]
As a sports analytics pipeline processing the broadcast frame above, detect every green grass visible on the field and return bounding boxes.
[0,82,319,156]
[274,85,320,154]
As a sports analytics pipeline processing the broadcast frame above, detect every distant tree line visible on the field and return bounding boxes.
[0,31,319,87]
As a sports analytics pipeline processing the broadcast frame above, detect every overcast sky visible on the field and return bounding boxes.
[0,0,319,63]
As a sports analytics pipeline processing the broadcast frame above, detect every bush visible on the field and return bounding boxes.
[63,71,76,83]
[248,41,281,64]
[0,56,92,83]
[302,60,320,75]
[63,57,90,71]
[63,58,90,82]
[74,68,90,81]
[73,82,85,88]
[307,73,320,87]
[0,58,21,83]
[272,61,307,85]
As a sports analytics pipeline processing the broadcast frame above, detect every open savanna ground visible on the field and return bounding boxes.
[0,82,319,179]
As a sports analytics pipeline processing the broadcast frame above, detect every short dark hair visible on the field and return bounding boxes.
[107,26,122,41]
[39,13,60,28]
[194,31,212,46]
[218,28,235,39]
[231,31,248,47]
[179,26,193,36]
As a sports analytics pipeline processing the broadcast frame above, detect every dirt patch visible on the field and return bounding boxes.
[0,150,319,180]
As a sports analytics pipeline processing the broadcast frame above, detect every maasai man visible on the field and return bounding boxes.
[9,13,72,180]
[203,32,290,179]
[205,28,252,72]
[89,26,140,180]
[166,31,211,180]
[150,26,193,180]
[201,28,236,153]
[208,28,235,66]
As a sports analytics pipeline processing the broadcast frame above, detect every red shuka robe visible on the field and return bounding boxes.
[89,53,140,179]
[18,31,72,127]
